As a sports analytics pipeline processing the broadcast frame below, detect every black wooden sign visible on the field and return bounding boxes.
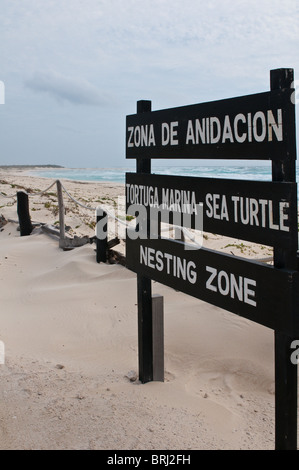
[126,235,299,336]
[126,89,295,160]
[125,69,298,450]
[126,172,298,248]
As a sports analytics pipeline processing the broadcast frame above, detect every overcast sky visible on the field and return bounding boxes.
[1,0,298,168]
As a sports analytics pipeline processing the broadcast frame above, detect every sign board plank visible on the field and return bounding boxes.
[126,173,297,248]
[126,235,299,336]
[126,89,295,160]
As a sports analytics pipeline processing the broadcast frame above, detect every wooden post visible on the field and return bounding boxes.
[17,191,33,236]
[174,226,185,242]
[56,180,66,249]
[96,207,108,263]
[136,100,153,384]
[270,68,298,450]
[152,294,164,382]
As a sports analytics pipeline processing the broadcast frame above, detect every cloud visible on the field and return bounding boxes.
[2,0,299,167]
[25,71,108,106]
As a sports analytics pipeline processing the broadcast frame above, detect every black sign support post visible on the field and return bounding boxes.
[136,100,153,383]
[271,69,298,450]
[126,70,299,448]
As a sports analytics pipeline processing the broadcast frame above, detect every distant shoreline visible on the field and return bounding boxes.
[0,165,64,169]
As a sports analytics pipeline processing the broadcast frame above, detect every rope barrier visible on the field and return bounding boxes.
[28,180,58,196]
[59,181,97,211]
[58,181,202,247]
[0,192,17,199]
[59,181,129,227]
[0,180,57,199]
[0,178,274,256]
[0,178,203,246]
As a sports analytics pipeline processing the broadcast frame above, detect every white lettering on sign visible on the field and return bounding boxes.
[222,115,234,143]
[126,184,199,215]
[206,266,257,307]
[205,194,289,232]
[126,184,159,208]
[205,194,229,221]
[162,121,179,146]
[234,113,247,143]
[127,109,283,149]
[140,246,197,284]
[185,109,282,146]
[162,188,197,214]
[127,124,156,148]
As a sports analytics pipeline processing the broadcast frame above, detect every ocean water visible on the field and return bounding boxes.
[32,162,291,184]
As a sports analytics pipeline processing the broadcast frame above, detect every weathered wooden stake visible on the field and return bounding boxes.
[96,207,108,263]
[174,226,185,242]
[152,294,164,382]
[17,191,33,236]
[56,180,66,249]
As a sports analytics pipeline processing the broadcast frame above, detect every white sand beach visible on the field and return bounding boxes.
[0,169,279,450]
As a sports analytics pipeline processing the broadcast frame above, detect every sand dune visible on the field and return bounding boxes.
[0,171,278,450]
